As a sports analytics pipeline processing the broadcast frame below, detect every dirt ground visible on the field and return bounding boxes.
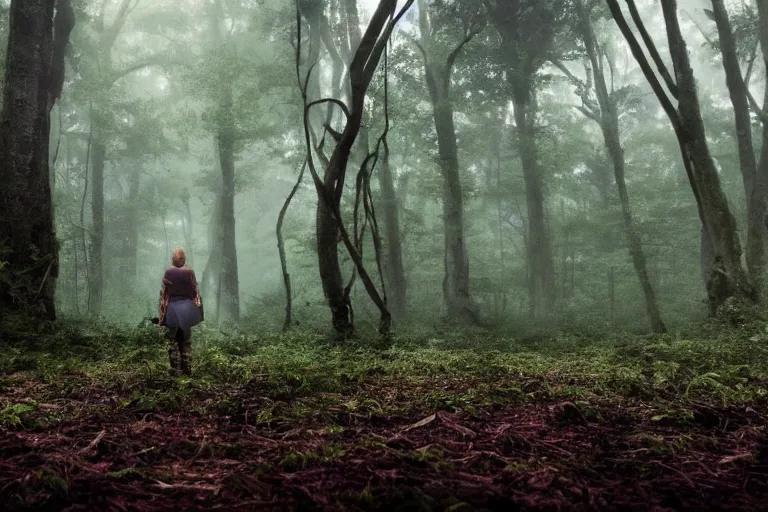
[1,374,766,512]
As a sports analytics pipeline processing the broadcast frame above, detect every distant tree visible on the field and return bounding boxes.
[411,0,484,323]
[559,0,666,332]
[484,0,574,319]
[0,0,75,319]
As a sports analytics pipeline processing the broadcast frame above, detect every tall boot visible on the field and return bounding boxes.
[179,334,192,376]
[167,328,181,376]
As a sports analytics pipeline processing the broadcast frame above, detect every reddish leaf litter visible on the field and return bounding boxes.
[1,394,767,512]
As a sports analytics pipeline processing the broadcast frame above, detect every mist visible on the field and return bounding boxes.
[1,0,767,509]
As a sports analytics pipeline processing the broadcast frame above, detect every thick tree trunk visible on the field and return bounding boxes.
[89,138,106,316]
[755,0,768,293]
[432,102,474,319]
[208,0,239,324]
[660,0,753,308]
[710,0,765,290]
[511,92,556,318]
[577,3,666,333]
[377,142,407,318]
[0,0,58,319]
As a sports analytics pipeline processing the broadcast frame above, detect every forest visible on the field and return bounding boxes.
[0,0,767,509]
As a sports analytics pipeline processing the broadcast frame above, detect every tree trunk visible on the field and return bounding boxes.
[755,0,768,294]
[0,0,58,320]
[661,1,753,309]
[209,0,239,324]
[182,194,194,267]
[89,138,106,316]
[710,0,764,290]
[512,91,556,318]
[201,195,223,323]
[433,101,474,319]
[607,0,754,312]
[377,141,407,319]
[120,167,140,291]
[416,0,478,322]
[216,118,240,324]
[577,3,666,333]
[303,0,406,336]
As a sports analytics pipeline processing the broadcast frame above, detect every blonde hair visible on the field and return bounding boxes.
[171,248,186,268]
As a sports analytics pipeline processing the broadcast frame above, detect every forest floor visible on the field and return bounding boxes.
[1,319,767,511]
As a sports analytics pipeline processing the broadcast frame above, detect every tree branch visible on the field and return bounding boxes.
[625,0,679,98]
[307,98,351,120]
[443,26,483,91]
[605,0,681,127]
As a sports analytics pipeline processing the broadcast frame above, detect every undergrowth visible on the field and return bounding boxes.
[1,315,767,425]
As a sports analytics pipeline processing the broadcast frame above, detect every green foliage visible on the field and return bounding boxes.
[2,318,768,430]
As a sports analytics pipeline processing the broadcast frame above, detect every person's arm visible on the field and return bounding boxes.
[190,270,203,317]
[189,269,204,321]
[158,274,171,325]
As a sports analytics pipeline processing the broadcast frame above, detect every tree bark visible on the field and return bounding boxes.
[210,0,240,324]
[661,0,753,308]
[0,0,59,319]
[755,0,768,293]
[89,138,106,316]
[216,115,240,324]
[377,141,407,318]
[710,0,765,291]
[416,0,478,321]
[607,0,754,313]
[511,90,556,318]
[577,2,666,333]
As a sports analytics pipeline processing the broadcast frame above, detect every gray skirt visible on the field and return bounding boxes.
[164,297,202,340]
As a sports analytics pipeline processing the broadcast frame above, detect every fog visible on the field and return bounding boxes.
[26,0,765,334]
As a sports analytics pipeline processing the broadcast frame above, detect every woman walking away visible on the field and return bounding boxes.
[158,248,204,376]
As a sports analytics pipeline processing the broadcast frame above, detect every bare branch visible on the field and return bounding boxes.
[605,0,681,128]
[443,26,483,90]
[307,98,351,120]
[625,0,679,98]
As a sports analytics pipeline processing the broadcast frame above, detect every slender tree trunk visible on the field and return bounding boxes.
[209,0,239,324]
[89,138,106,316]
[416,0,478,322]
[277,161,306,331]
[120,167,140,291]
[201,195,223,322]
[710,0,764,291]
[377,141,407,318]
[577,3,666,333]
[0,0,58,319]
[182,194,194,267]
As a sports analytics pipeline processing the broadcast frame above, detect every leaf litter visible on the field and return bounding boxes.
[1,376,767,511]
